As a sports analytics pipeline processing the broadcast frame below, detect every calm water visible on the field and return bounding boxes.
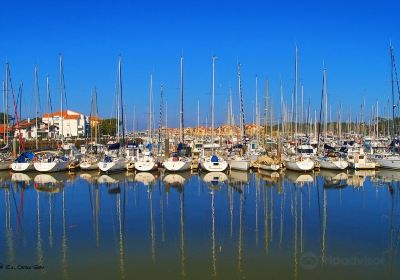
[0,169,399,280]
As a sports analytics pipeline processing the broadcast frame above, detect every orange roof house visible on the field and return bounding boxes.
[0,124,12,134]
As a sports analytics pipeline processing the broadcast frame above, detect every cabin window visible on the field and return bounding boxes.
[297,149,313,154]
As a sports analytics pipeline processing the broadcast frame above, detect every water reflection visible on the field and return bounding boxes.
[0,170,398,280]
[286,171,314,185]
[202,172,228,186]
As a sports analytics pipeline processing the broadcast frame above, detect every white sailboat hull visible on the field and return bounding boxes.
[163,159,191,172]
[229,159,250,171]
[348,161,376,170]
[34,161,69,172]
[11,162,35,172]
[0,161,12,170]
[80,161,99,170]
[98,159,127,173]
[200,160,228,172]
[375,157,400,169]
[258,163,281,171]
[134,160,158,172]
[319,159,348,170]
[285,158,315,172]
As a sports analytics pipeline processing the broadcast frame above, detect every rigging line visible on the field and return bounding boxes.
[62,67,69,110]
[317,68,325,150]
[16,82,23,120]
[7,64,25,151]
[36,71,43,117]
[392,51,400,104]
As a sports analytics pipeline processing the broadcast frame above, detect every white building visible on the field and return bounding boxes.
[13,118,48,139]
[42,110,89,138]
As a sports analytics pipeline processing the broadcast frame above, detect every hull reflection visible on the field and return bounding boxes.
[202,172,228,186]
[135,172,157,186]
[285,171,314,184]
[11,172,32,183]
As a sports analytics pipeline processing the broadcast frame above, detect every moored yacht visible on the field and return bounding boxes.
[200,154,229,172]
[135,150,158,172]
[255,155,281,171]
[33,151,70,172]
[98,154,128,173]
[163,152,191,172]
[284,156,315,172]
[11,152,36,172]
[347,148,376,170]
[318,156,349,170]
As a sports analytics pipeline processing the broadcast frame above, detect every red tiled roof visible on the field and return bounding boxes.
[64,115,80,120]
[43,110,80,118]
[0,124,12,133]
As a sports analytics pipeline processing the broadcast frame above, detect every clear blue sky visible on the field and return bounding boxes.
[1,0,399,130]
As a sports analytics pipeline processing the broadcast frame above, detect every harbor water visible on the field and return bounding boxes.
[0,169,399,280]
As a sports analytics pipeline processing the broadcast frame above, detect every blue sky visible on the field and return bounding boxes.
[1,0,399,130]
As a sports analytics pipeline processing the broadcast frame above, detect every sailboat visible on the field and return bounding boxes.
[200,57,228,172]
[80,89,104,170]
[284,47,315,172]
[0,63,15,170]
[80,152,102,170]
[135,149,158,172]
[12,65,40,172]
[135,75,159,172]
[318,156,348,170]
[99,143,128,173]
[164,57,192,172]
[34,54,70,172]
[11,152,36,172]
[347,147,376,170]
[371,44,400,169]
[228,63,250,171]
[318,144,348,170]
[99,57,128,173]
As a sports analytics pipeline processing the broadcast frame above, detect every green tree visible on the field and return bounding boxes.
[99,118,117,136]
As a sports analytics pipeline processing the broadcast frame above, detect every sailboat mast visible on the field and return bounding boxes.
[237,63,245,142]
[34,65,39,150]
[264,79,269,141]
[93,87,99,144]
[197,100,200,137]
[165,101,167,136]
[294,46,298,140]
[301,85,304,135]
[5,63,9,145]
[255,75,259,143]
[390,44,396,137]
[133,105,136,140]
[59,54,64,141]
[230,89,234,126]
[46,76,50,139]
[211,56,216,154]
[118,56,125,145]
[179,56,184,143]
[324,66,328,139]
[149,74,153,141]
[2,80,5,143]
[158,84,164,155]
[280,80,284,136]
